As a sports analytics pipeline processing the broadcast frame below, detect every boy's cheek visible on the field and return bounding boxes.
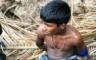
[48,29,53,32]
[48,30,55,34]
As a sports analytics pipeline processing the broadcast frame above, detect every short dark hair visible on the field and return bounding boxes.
[40,0,71,26]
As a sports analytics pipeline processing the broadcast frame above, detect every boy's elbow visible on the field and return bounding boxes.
[76,47,91,59]
[36,42,43,49]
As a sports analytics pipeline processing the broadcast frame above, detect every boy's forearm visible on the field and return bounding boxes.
[37,43,47,51]
[40,44,47,51]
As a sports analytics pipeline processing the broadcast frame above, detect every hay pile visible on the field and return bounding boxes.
[0,0,96,60]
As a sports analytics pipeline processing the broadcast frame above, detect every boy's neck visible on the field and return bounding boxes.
[55,26,67,35]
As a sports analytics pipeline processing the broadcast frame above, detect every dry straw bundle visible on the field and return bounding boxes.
[0,0,96,60]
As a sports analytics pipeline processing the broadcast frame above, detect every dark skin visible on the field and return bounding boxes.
[36,21,86,58]
[0,24,2,35]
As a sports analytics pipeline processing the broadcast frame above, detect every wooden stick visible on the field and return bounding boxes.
[0,46,38,49]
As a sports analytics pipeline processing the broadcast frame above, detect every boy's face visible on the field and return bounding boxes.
[42,21,60,35]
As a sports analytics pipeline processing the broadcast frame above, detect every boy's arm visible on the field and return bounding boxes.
[74,35,90,59]
[0,24,2,35]
[36,29,47,51]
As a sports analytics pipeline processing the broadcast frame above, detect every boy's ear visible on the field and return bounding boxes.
[59,23,65,29]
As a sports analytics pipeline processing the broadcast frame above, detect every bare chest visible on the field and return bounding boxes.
[44,36,74,51]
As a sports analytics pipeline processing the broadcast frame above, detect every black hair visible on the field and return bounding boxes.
[40,0,71,26]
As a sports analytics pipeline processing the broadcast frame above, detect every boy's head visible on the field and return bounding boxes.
[40,0,71,26]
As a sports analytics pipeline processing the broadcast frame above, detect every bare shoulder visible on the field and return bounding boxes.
[67,25,83,45]
[67,25,81,36]
[36,25,44,39]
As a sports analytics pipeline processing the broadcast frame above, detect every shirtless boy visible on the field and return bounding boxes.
[36,0,90,60]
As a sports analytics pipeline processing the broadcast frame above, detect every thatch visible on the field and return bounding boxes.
[0,0,96,60]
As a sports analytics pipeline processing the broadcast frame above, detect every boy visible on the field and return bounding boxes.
[36,0,90,60]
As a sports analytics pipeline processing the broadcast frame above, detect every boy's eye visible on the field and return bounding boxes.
[46,24,52,27]
[44,22,52,27]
